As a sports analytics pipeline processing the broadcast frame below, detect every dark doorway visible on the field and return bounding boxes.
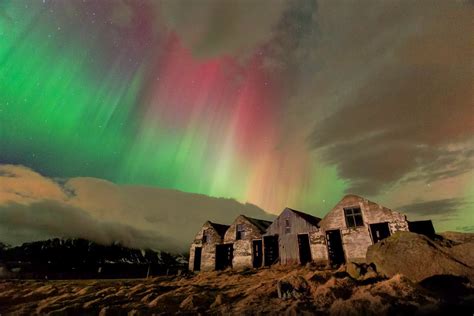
[326,230,345,266]
[215,244,233,270]
[370,222,391,243]
[263,235,279,266]
[298,234,312,265]
[252,240,263,268]
[193,247,202,271]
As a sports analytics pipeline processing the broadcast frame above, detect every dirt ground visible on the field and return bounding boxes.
[0,264,473,315]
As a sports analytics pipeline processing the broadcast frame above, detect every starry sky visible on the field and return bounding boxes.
[0,0,473,248]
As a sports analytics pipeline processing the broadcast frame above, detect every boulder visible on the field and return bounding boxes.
[345,262,380,282]
[439,232,474,268]
[366,231,474,282]
[277,275,309,299]
[345,262,362,279]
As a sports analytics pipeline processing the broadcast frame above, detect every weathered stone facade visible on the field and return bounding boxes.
[189,194,430,271]
[317,195,409,263]
[224,215,271,270]
[188,221,229,272]
[308,230,328,265]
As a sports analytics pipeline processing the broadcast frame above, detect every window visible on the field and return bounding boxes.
[344,207,364,228]
[202,230,211,243]
[285,218,291,234]
[236,224,245,240]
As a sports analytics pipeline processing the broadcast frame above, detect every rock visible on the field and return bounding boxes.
[366,231,474,282]
[346,262,362,279]
[439,232,474,268]
[277,275,309,299]
[359,270,379,282]
[345,262,381,282]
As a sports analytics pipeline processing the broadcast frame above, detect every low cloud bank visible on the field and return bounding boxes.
[0,165,274,252]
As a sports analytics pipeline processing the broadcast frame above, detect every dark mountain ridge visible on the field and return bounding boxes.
[0,238,188,279]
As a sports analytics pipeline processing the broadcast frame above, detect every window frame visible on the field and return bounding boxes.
[236,224,245,240]
[202,229,211,243]
[344,206,364,228]
[285,218,291,234]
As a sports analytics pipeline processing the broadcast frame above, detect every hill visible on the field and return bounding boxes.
[0,238,187,279]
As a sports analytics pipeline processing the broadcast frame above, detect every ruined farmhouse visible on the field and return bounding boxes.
[189,194,435,272]
[224,215,272,270]
[189,221,229,272]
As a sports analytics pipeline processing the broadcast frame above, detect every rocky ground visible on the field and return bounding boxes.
[0,232,473,315]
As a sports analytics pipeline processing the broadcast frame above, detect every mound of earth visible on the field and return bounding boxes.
[0,263,473,315]
[366,231,474,282]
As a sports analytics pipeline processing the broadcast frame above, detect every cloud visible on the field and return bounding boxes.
[397,198,471,217]
[0,164,68,204]
[0,165,274,252]
[305,0,473,195]
[160,0,291,58]
[0,201,171,251]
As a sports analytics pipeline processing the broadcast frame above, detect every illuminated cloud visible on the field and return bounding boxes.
[0,165,273,251]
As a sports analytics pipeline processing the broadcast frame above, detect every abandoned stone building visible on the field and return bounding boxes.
[223,215,272,270]
[189,194,435,271]
[315,194,411,265]
[320,194,436,265]
[188,221,229,272]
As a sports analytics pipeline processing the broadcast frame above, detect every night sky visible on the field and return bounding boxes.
[0,0,472,250]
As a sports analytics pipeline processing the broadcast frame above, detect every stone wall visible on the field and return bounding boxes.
[231,240,253,269]
[224,215,264,270]
[189,195,415,270]
[309,230,328,264]
[319,195,409,262]
[188,222,225,271]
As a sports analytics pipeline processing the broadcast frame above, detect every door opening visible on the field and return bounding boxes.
[370,222,391,243]
[193,247,202,271]
[326,230,345,266]
[215,244,233,270]
[298,234,312,265]
[252,240,263,268]
[263,235,279,266]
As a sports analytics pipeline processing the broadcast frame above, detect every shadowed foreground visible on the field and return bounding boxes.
[1,263,473,315]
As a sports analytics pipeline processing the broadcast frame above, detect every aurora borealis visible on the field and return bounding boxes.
[0,0,473,248]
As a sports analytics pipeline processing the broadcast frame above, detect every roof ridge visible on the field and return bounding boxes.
[285,208,321,226]
[240,215,272,233]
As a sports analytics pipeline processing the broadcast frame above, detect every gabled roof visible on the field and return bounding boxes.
[285,208,321,227]
[242,215,272,233]
[207,221,230,239]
